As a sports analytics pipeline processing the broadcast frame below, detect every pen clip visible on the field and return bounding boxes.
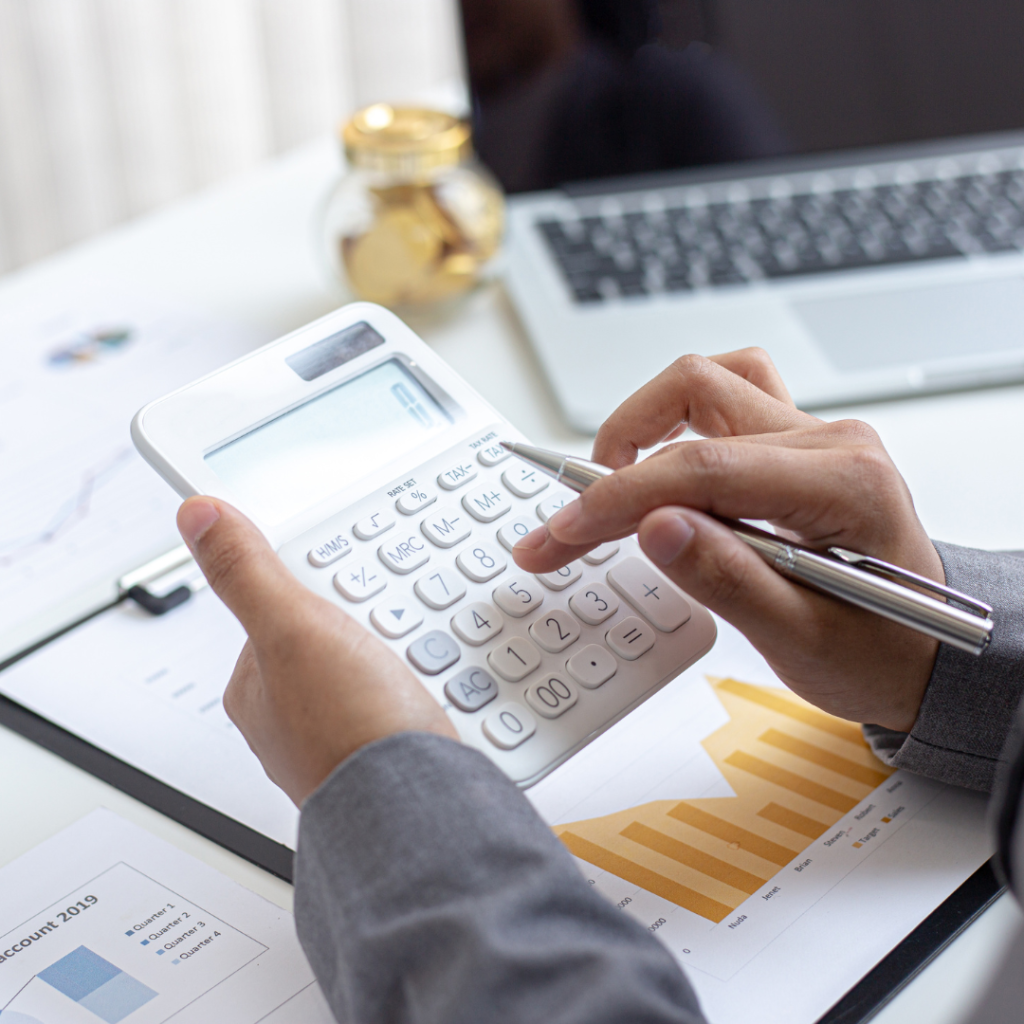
[827,547,994,619]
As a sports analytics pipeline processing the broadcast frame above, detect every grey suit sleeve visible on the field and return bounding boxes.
[294,731,705,1024]
[862,542,1024,792]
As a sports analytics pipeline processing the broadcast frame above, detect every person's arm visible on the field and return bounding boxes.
[295,733,703,1024]
[862,543,1024,792]
[176,499,705,1024]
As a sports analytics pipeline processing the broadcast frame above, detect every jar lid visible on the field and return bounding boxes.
[342,105,472,174]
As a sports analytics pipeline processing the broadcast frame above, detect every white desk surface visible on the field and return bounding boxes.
[2,137,1022,1021]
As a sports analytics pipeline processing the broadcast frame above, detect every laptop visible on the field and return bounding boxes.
[458,0,1024,431]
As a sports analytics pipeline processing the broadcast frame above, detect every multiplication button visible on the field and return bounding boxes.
[537,492,573,523]
[438,461,478,490]
[582,541,619,565]
[308,534,352,568]
[483,703,537,750]
[607,556,691,632]
[566,645,617,689]
[606,616,655,660]
[334,562,387,602]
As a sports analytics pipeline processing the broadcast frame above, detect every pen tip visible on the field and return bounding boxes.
[499,440,514,451]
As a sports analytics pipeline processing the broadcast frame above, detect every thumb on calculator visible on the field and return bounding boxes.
[176,496,456,805]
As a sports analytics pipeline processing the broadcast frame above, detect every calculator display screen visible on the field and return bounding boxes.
[205,359,453,524]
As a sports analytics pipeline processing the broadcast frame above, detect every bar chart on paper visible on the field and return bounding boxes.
[527,646,991,1024]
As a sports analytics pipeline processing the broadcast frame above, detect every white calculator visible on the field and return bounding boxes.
[131,303,716,786]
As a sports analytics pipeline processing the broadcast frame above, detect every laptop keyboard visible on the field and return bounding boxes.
[537,169,1024,304]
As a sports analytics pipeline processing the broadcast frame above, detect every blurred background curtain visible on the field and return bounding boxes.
[0,0,464,274]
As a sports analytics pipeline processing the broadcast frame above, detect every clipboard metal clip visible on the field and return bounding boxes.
[117,544,207,616]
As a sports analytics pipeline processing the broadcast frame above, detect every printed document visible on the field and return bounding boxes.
[0,809,332,1023]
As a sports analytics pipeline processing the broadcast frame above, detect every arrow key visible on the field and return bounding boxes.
[370,594,424,639]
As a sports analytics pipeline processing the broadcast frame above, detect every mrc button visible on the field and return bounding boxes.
[308,534,352,568]
[378,533,430,574]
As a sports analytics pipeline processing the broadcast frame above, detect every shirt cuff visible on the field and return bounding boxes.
[862,542,1024,792]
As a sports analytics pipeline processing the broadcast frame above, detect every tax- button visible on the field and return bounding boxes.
[421,507,471,548]
[308,534,352,568]
[378,534,430,574]
[407,630,461,675]
[606,616,655,660]
[445,667,499,712]
[483,703,537,750]
[353,510,395,540]
[607,556,691,632]
[463,484,512,523]
[566,645,617,689]
[437,461,478,490]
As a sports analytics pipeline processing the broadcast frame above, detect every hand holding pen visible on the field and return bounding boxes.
[509,349,981,736]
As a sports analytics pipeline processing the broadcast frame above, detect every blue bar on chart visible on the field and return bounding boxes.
[38,946,156,1023]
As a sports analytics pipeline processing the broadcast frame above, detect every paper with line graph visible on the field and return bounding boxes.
[528,621,992,1024]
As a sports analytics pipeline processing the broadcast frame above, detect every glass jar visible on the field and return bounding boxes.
[324,104,505,308]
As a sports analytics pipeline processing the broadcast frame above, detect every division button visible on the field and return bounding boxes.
[353,510,395,540]
[607,556,692,632]
[477,441,511,466]
[497,515,540,552]
[582,541,620,565]
[308,534,352,568]
[370,595,424,638]
[488,636,542,682]
[566,644,617,689]
[569,583,619,625]
[437,460,478,490]
[502,464,549,498]
[606,616,656,660]
[334,562,387,602]
[378,534,430,574]
[421,507,472,548]
[529,609,581,653]
[444,666,499,712]
[407,630,461,675]
[456,542,507,582]
[525,676,579,719]
[463,484,512,522]
[451,601,504,646]
[414,568,467,610]
[536,492,573,523]
[396,486,437,515]
[483,703,538,749]
[492,574,544,617]
[535,561,583,591]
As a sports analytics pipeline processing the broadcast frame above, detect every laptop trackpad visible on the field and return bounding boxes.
[792,277,1024,373]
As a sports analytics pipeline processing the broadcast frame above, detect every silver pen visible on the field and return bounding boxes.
[500,441,994,656]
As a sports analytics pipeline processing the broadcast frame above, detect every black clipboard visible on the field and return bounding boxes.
[0,682,1004,1024]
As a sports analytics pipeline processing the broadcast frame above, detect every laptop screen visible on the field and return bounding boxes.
[458,0,1024,194]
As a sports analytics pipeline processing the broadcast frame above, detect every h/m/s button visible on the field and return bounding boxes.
[308,534,352,567]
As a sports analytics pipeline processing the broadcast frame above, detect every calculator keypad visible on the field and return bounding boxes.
[284,424,714,787]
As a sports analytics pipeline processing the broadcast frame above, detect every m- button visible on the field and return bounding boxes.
[606,556,691,632]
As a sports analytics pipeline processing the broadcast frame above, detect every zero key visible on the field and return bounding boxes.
[606,556,691,632]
